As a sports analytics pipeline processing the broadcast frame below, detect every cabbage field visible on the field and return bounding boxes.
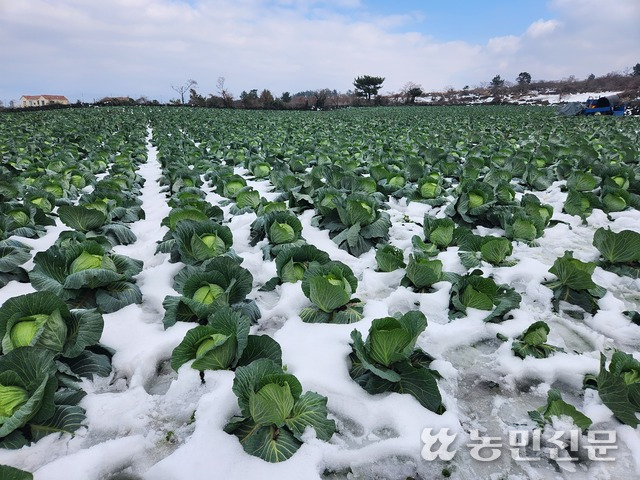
[0,106,639,480]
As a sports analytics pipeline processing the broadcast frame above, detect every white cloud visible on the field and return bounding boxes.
[0,0,638,102]
[487,35,521,54]
[525,19,560,38]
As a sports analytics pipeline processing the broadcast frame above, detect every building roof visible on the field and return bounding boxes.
[21,94,68,101]
[43,95,68,101]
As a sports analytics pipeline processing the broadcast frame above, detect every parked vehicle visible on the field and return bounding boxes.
[583,94,626,116]
[558,94,628,116]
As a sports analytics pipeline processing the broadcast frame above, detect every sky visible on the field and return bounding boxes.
[0,0,638,104]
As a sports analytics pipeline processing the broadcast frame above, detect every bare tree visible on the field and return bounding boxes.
[312,88,333,109]
[217,77,234,108]
[171,79,198,104]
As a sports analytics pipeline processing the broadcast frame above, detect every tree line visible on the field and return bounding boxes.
[173,75,391,110]
[3,63,638,111]
[168,64,639,110]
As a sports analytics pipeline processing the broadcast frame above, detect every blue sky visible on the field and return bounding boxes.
[0,0,638,103]
[345,0,552,43]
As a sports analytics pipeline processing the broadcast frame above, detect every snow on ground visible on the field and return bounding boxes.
[417,90,625,106]
[1,127,639,480]
[522,91,622,105]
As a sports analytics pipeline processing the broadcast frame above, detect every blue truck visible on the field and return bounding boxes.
[582,94,626,116]
[557,94,629,116]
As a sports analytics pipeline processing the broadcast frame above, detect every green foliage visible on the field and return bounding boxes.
[0,464,33,480]
[375,244,406,272]
[0,347,86,448]
[0,292,104,360]
[260,245,331,291]
[252,163,271,179]
[0,240,31,288]
[29,241,143,313]
[349,311,445,413]
[584,352,640,427]
[5,105,640,468]
[171,308,281,372]
[450,181,496,225]
[58,205,109,233]
[353,75,385,100]
[511,321,564,359]
[222,175,247,199]
[418,177,442,201]
[324,194,391,257]
[458,234,514,269]
[592,228,640,278]
[449,270,522,322]
[601,186,630,213]
[545,251,606,315]
[563,189,599,218]
[516,72,531,85]
[423,216,457,249]
[490,74,505,88]
[567,171,599,192]
[174,220,234,265]
[163,206,219,231]
[300,261,363,323]
[224,359,335,462]
[528,389,592,431]
[0,203,55,239]
[163,257,256,328]
[234,188,262,211]
[402,255,443,291]
[250,211,305,259]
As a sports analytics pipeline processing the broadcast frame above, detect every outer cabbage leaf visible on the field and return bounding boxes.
[260,245,331,291]
[511,321,564,359]
[585,352,640,427]
[0,348,58,439]
[545,251,606,315]
[57,205,107,232]
[0,465,34,480]
[449,270,521,322]
[528,389,592,431]
[163,258,255,328]
[375,244,406,272]
[348,311,444,413]
[170,308,250,372]
[403,255,443,290]
[563,189,599,218]
[29,242,142,313]
[225,359,334,462]
[174,220,233,265]
[0,292,104,360]
[423,217,456,249]
[301,261,358,313]
[592,228,640,277]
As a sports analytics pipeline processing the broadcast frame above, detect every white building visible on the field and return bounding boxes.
[20,94,69,108]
